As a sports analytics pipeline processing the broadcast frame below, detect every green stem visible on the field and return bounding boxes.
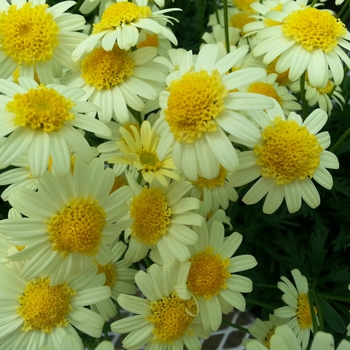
[222,320,250,333]
[214,0,221,25]
[223,0,231,53]
[338,0,350,20]
[245,298,275,310]
[318,293,350,303]
[309,0,319,6]
[342,2,350,23]
[299,72,308,120]
[255,283,279,289]
[330,127,350,153]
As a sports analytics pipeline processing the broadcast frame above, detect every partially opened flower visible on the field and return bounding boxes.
[229,102,339,214]
[0,0,87,84]
[0,158,133,283]
[0,263,110,350]
[0,77,111,177]
[252,2,350,87]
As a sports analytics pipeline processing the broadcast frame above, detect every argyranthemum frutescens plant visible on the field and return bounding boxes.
[0,0,349,349]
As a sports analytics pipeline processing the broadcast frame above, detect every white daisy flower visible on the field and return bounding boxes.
[229,101,339,214]
[0,77,111,177]
[111,262,212,350]
[0,263,110,350]
[246,324,350,350]
[158,43,274,181]
[274,269,316,349]
[0,0,87,84]
[123,176,204,263]
[252,2,350,87]
[0,158,133,284]
[184,220,257,332]
[72,0,180,57]
[66,45,166,124]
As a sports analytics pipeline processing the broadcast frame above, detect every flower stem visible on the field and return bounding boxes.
[330,127,350,153]
[223,0,231,53]
[222,320,250,333]
[245,298,275,310]
[300,72,308,120]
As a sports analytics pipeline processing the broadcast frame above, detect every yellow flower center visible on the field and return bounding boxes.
[232,0,257,11]
[254,117,323,185]
[6,85,75,132]
[130,187,171,245]
[92,2,152,34]
[192,166,227,189]
[17,277,75,333]
[248,82,282,105]
[317,80,334,94]
[264,4,283,27]
[138,150,163,172]
[266,57,290,86]
[262,327,276,348]
[97,262,117,289]
[110,176,128,193]
[165,69,227,144]
[282,7,346,52]
[47,196,106,257]
[147,292,197,344]
[230,11,256,32]
[0,3,59,65]
[187,247,231,299]
[296,293,314,329]
[81,45,134,90]
[137,33,159,48]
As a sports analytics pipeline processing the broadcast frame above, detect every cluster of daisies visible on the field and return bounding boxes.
[0,0,347,349]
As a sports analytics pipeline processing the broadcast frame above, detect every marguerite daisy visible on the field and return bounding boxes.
[111,262,212,349]
[158,43,274,181]
[0,158,133,283]
[0,77,111,177]
[252,2,350,88]
[72,0,179,57]
[229,102,339,214]
[0,263,110,350]
[0,0,87,84]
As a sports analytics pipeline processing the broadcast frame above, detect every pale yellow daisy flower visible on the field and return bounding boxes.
[0,77,111,177]
[0,263,110,350]
[0,158,133,284]
[252,2,350,88]
[0,0,87,84]
[111,262,212,350]
[229,102,339,214]
[158,43,274,181]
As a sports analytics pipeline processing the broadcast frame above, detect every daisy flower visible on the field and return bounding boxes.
[246,324,350,350]
[252,2,350,88]
[158,43,274,181]
[273,269,316,349]
[183,220,257,332]
[108,120,181,187]
[0,158,134,283]
[123,176,204,263]
[91,240,136,322]
[66,44,166,124]
[190,165,238,213]
[0,77,111,177]
[0,263,110,350]
[229,102,339,214]
[72,0,180,57]
[111,262,212,350]
[0,0,87,84]
[245,314,290,348]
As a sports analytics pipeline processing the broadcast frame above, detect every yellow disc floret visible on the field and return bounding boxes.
[230,11,256,32]
[93,2,152,34]
[296,293,314,329]
[138,150,163,172]
[137,33,159,48]
[147,292,197,344]
[264,4,283,27]
[6,85,75,132]
[97,262,117,289]
[81,45,134,90]
[192,166,227,190]
[17,277,75,333]
[282,7,346,52]
[0,3,59,65]
[262,327,276,348]
[130,187,171,245]
[187,247,231,299]
[266,57,290,86]
[248,82,283,105]
[47,196,106,257]
[255,117,323,185]
[232,0,257,12]
[165,69,227,144]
